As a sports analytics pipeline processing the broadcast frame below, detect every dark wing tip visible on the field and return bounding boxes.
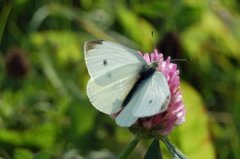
[84,40,104,52]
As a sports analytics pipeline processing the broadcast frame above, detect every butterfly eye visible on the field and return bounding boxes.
[103,60,107,66]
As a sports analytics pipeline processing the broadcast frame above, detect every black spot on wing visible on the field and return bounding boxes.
[149,100,153,104]
[103,60,107,65]
[85,40,103,52]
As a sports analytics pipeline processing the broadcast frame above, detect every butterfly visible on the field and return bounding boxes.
[84,40,170,127]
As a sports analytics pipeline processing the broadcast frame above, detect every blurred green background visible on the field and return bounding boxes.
[0,0,240,159]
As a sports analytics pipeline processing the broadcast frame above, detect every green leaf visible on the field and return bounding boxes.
[31,31,83,65]
[144,139,162,159]
[161,137,187,159]
[34,151,51,159]
[172,82,216,159]
[0,0,13,45]
[116,5,157,51]
[14,148,33,159]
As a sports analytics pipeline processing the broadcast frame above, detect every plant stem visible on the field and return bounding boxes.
[117,136,141,159]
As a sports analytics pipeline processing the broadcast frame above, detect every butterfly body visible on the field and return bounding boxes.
[122,63,157,107]
[84,40,170,127]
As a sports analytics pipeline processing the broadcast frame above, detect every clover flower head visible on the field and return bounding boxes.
[131,49,185,136]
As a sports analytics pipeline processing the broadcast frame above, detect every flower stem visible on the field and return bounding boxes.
[117,136,141,159]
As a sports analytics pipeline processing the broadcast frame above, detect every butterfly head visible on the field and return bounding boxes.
[150,61,159,70]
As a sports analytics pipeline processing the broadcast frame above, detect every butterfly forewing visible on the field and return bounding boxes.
[84,40,146,84]
[84,40,147,114]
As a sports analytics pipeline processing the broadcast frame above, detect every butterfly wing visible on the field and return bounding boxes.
[116,71,170,127]
[87,69,138,114]
[133,71,170,117]
[84,40,146,85]
[84,40,147,114]
[115,99,139,127]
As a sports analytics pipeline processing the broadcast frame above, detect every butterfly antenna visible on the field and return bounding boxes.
[171,58,192,62]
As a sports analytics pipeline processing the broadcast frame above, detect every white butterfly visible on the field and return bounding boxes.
[84,40,171,127]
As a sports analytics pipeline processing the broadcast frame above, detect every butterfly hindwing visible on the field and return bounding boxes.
[116,71,170,127]
[115,100,138,127]
[87,68,139,114]
[132,71,170,117]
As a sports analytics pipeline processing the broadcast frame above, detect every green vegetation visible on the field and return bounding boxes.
[0,0,239,158]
